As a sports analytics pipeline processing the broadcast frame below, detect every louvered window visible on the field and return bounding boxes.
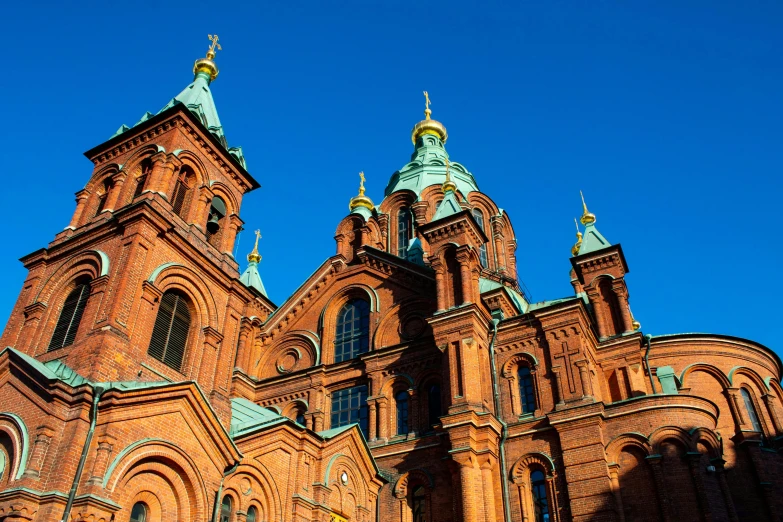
[171,179,188,217]
[48,283,90,351]
[147,291,191,371]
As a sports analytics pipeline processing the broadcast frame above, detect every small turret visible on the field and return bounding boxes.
[240,230,267,296]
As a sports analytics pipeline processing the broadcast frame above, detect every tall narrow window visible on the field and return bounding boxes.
[472,209,488,268]
[130,502,148,522]
[331,385,369,438]
[531,470,550,522]
[412,485,426,522]
[133,158,152,199]
[95,178,113,216]
[48,282,90,351]
[334,299,370,362]
[171,167,193,219]
[246,506,258,522]
[427,383,442,428]
[518,366,536,414]
[398,207,413,258]
[148,291,191,371]
[396,390,409,435]
[220,496,232,522]
[741,388,763,432]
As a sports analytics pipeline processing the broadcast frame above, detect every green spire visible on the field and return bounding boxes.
[574,192,611,256]
[240,230,268,296]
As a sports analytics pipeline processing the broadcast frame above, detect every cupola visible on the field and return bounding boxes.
[411,91,448,145]
[349,171,374,214]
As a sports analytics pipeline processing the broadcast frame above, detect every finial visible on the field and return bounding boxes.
[423,91,432,120]
[442,158,457,193]
[571,218,583,256]
[579,190,596,225]
[630,307,641,330]
[247,229,262,263]
[349,171,374,211]
[194,34,221,82]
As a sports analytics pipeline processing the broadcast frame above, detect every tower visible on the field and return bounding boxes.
[0,39,274,422]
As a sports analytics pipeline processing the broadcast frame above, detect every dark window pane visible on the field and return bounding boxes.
[220,496,232,522]
[331,385,369,438]
[518,366,536,414]
[413,485,426,522]
[396,390,409,435]
[246,506,257,522]
[398,207,412,258]
[531,470,549,522]
[741,388,763,432]
[428,384,442,428]
[334,299,370,362]
[130,502,147,522]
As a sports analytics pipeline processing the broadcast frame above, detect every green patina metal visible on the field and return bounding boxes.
[383,134,479,201]
[656,366,679,394]
[230,398,286,439]
[577,221,611,256]
[239,259,267,297]
[430,190,462,221]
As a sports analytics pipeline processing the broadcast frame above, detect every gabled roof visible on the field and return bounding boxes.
[431,190,462,221]
[577,222,611,255]
[230,397,286,438]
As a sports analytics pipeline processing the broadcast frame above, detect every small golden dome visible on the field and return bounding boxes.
[571,219,583,256]
[247,229,262,263]
[411,91,448,145]
[442,158,457,193]
[632,320,642,330]
[349,171,375,212]
[193,35,221,82]
[579,190,596,225]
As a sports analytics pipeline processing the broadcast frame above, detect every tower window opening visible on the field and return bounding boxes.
[130,502,148,522]
[48,281,91,351]
[531,469,550,522]
[148,291,191,371]
[472,208,488,268]
[171,167,193,218]
[330,385,369,438]
[398,207,413,258]
[334,298,370,362]
[518,366,536,414]
[133,158,153,200]
[427,383,442,428]
[206,196,227,247]
[741,388,763,433]
[396,390,409,435]
[95,178,113,216]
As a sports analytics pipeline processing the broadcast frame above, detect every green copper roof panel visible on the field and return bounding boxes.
[431,190,462,221]
[159,72,226,146]
[230,397,285,438]
[239,261,267,297]
[577,223,611,255]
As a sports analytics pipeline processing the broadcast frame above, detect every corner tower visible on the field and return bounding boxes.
[0,38,274,423]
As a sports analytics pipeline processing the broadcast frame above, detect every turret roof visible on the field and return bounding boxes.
[240,260,267,297]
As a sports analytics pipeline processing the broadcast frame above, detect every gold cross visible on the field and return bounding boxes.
[253,229,261,250]
[423,91,431,111]
[208,34,222,55]
[358,171,366,195]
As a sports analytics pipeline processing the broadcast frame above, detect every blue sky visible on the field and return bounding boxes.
[2,1,781,356]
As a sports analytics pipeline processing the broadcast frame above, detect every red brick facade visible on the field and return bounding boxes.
[0,54,779,522]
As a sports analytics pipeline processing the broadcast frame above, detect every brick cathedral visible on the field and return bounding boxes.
[0,40,780,522]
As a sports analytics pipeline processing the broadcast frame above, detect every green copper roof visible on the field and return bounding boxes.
[230,397,286,438]
[239,260,267,297]
[160,71,226,144]
[317,424,356,439]
[577,222,611,255]
[431,190,462,221]
[383,134,479,200]
[479,277,530,314]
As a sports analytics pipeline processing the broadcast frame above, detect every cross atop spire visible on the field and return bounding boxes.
[207,34,222,58]
[247,229,262,263]
[423,91,432,118]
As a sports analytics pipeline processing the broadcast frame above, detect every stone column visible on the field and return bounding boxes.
[611,281,633,333]
[158,155,181,198]
[67,189,91,229]
[377,397,388,441]
[102,173,126,212]
[407,389,419,437]
[491,218,506,270]
[586,288,608,339]
[724,388,746,427]
[608,464,625,522]
[453,454,479,522]
[480,459,498,522]
[147,151,169,194]
[431,258,446,312]
[87,435,116,485]
[222,214,243,256]
[574,360,592,399]
[514,479,530,522]
[545,474,560,522]
[459,261,472,305]
[194,186,215,232]
[22,425,55,479]
[367,398,378,441]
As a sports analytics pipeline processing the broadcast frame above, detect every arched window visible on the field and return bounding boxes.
[396,390,409,435]
[246,506,258,522]
[206,196,227,248]
[412,485,426,522]
[334,299,370,363]
[427,383,442,428]
[398,207,413,258]
[741,388,763,432]
[148,291,191,371]
[130,502,148,522]
[531,470,550,522]
[95,178,113,216]
[132,158,152,200]
[220,496,232,522]
[171,166,193,218]
[472,209,488,268]
[48,281,91,351]
[518,366,536,414]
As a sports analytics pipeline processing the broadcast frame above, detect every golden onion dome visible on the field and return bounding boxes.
[571,219,583,256]
[579,190,596,225]
[193,35,221,82]
[411,91,448,145]
[349,171,375,212]
[247,230,262,263]
[442,158,457,193]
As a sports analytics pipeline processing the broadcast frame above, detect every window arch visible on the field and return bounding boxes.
[472,209,488,268]
[427,383,442,428]
[518,366,536,414]
[171,166,194,219]
[740,388,763,432]
[147,291,191,371]
[219,495,232,522]
[130,502,148,522]
[398,207,413,258]
[246,506,258,522]
[48,280,91,351]
[530,469,550,522]
[395,390,410,436]
[334,299,370,362]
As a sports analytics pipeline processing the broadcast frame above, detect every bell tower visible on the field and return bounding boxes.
[0,37,273,423]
